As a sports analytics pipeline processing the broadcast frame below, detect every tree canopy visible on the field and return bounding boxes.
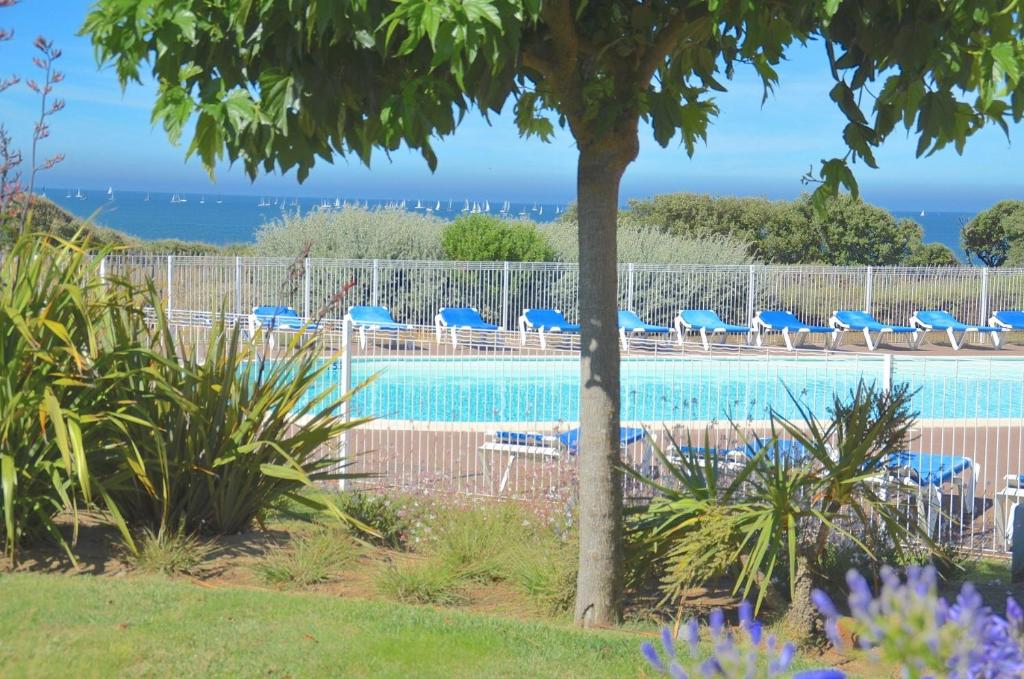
[615,192,959,265]
[961,199,1024,266]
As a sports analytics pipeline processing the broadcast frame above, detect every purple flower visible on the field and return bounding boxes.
[811,589,838,619]
[641,641,665,672]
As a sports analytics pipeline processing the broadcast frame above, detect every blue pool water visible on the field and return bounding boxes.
[317,356,1024,424]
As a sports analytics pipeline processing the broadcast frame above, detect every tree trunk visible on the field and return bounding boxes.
[573,132,637,628]
[781,553,819,645]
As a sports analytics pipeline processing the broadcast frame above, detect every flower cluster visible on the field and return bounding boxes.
[640,601,843,678]
[813,565,1024,678]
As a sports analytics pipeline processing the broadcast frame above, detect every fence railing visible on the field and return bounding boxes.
[164,310,1024,556]
[106,255,1018,332]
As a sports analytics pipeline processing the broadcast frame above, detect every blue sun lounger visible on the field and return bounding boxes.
[673,309,751,350]
[618,310,671,350]
[345,305,411,348]
[829,310,921,351]
[435,306,499,347]
[752,310,838,351]
[909,310,1002,350]
[248,305,319,340]
[886,451,977,536]
[479,427,648,493]
[989,310,1024,332]
[518,308,580,349]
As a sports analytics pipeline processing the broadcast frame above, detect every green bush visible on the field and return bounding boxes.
[252,526,359,588]
[0,229,151,561]
[333,492,413,548]
[441,214,555,262]
[103,310,368,537]
[614,191,948,265]
[543,220,753,265]
[254,206,446,259]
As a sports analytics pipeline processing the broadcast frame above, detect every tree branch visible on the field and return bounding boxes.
[636,11,708,84]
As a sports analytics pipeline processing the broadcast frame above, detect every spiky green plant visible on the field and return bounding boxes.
[103,300,373,538]
[0,230,148,562]
[628,381,935,636]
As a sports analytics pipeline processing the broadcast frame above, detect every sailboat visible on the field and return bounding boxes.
[538,206,543,216]
[484,200,490,212]
[74,188,84,199]
[65,189,72,198]
[144,192,150,202]
[462,199,470,212]
[919,210,926,217]
[334,197,342,209]
[200,195,206,204]
[216,197,223,204]
[107,186,113,199]
[435,200,441,211]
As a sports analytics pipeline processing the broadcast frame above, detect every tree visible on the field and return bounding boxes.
[792,193,922,265]
[961,200,1024,266]
[84,0,1024,627]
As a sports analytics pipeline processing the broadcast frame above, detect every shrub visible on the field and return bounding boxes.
[253,526,359,588]
[0,230,151,561]
[629,381,933,640]
[441,214,555,262]
[129,526,213,576]
[904,241,960,266]
[376,558,468,606]
[253,206,446,259]
[543,220,753,265]
[103,310,368,537]
[333,492,413,548]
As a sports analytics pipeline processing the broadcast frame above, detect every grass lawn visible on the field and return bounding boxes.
[0,573,651,678]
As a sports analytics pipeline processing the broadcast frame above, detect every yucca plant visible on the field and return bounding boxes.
[104,299,372,537]
[0,229,150,562]
[628,381,934,639]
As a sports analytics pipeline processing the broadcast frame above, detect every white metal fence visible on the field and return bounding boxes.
[106,255,1018,331]
[163,309,1024,556]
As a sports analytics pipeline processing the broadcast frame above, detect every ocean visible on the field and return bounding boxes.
[43,188,972,259]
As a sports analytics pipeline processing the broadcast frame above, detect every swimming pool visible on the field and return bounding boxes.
[318,355,1024,424]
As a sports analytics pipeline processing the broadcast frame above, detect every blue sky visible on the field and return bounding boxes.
[2,1,1022,211]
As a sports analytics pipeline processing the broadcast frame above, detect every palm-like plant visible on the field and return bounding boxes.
[0,230,147,561]
[102,296,373,538]
[629,381,933,637]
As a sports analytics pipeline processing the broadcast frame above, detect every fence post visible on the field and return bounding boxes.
[303,257,311,319]
[234,256,242,315]
[501,261,510,330]
[864,266,873,313]
[339,317,353,491]
[166,255,173,316]
[627,263,635,311]
[980,267,990,325]
[99,256,106,287]
[371,259,380,307]
[746,265,756,323]
[882,353,893,393]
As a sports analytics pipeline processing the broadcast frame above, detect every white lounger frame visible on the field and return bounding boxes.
[828,315,922,351]
[344,307,407,350]
[673,315,752,351]
[517,310,575,349]
[434,307,497,347]
[910,314,1002,351]
[750,315,840,351]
